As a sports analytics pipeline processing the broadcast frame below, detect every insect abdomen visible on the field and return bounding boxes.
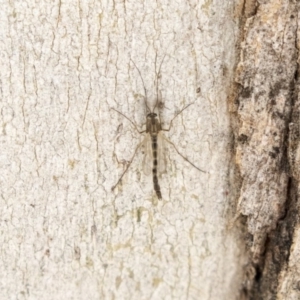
[152,135,162,199]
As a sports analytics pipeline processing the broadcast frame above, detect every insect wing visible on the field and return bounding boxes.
[142,134,153,175]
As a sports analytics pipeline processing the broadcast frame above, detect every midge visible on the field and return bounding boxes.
[111,54,205,199]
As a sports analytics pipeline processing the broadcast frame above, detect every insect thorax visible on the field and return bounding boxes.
[146,113,162,134]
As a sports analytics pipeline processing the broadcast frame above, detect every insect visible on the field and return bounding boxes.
[111,54,205,199]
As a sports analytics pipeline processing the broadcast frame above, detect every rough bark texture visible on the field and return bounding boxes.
[277,53,300,299]
[0,1,248,299]
[234,0,300,299]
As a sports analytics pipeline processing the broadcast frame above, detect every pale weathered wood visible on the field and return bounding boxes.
[0,0,268,299]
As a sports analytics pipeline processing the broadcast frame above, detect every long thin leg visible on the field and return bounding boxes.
[111,141,143,191]
[110,108,145,134]
[163,136,206,173]
[162,102,195,132]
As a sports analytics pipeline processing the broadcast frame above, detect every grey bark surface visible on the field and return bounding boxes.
[0,1,247,299]
[234,0,300,299]
[236,0,295,261]
[3,0,300,300]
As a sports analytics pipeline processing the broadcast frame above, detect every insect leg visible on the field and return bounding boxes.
[162,102,195,132]
[110,108,145,134]
[163,136,206,173]
[111,141,143,191]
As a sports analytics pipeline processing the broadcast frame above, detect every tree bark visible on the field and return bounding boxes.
[234,0,300,299]
[1,0,299,299]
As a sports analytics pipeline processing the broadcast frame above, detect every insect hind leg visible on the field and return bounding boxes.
[111,141,143,191]
[163,136,206,173]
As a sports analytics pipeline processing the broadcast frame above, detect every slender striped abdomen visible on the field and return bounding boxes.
[151,134,162,199]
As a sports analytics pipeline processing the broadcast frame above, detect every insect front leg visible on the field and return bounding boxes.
[110,108,145,134]
[162,102,195,132]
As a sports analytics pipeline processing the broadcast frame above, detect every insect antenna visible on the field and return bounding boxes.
[153,53,167,115]
[130,58,151,114]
